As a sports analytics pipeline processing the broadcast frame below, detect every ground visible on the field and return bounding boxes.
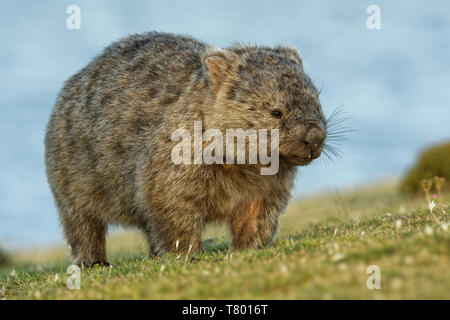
[1,182,449,299]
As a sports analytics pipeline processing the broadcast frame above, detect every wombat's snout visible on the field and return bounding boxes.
[303,124,325,159]
[282,122,326,166]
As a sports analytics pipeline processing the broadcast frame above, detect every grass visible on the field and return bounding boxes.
[1,182,449,299]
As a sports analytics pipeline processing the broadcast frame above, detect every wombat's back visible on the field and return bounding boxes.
[45,32,206,225]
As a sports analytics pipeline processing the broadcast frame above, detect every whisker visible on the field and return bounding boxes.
[320,105,354,163]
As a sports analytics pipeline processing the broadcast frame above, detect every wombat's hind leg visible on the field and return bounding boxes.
[139,224,160,258]
[61,211,109,268]
[149,214,204,256]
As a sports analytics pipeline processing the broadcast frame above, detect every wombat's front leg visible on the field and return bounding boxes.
[230,199,279,250]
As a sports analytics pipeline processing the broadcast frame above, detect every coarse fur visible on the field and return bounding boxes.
[45,32,327,267]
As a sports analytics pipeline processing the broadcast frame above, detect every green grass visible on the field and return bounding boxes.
[1,182,449,299]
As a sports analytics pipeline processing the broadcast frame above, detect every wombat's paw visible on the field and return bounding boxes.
[189,257,200,264]
[232,237,270,251]
[148,252,161,260]
[81,261,112,269]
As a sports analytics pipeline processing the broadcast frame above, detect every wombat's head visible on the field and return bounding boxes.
[201,45,326,166]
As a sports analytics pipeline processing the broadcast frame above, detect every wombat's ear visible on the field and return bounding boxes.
[202,47,235,84]
[275,46,303,68]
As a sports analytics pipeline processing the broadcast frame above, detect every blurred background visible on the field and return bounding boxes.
[0,0,449,248]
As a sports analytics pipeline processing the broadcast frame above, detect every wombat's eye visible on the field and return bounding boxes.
[271,109,283,119]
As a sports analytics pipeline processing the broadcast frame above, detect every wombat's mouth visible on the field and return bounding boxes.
[280,154,315,166]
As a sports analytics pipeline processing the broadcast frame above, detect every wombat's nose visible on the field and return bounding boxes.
[304,125,325,157]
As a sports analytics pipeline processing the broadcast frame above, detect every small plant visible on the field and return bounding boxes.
[420,178,433,201]
[400,141,450,196]
[434,176,445,198]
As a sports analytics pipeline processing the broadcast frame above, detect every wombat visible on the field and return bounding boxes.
[45,32,326,267]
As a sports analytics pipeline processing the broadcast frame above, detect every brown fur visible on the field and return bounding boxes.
[45,32,326,266]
